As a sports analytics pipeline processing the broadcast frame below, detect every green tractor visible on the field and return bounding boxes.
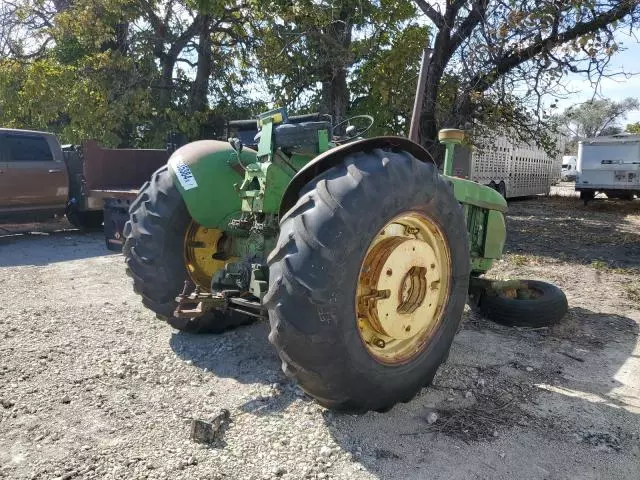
[122,105,519,412]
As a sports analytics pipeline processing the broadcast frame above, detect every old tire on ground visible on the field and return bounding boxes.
[123,165,253,334]
[265,148,470,412]
[478,279,568,327]
[66,208,104,230]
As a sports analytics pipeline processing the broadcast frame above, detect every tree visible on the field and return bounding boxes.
[254,0,420,127]
[0,0,261,147]
[626,122,640,134]
[559,98,639,138]
[413,0,640,156]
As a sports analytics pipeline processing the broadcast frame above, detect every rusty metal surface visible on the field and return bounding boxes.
[82,140,168,191]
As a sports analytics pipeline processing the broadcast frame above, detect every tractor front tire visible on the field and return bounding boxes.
[123,166,252,334]
[266,148,470,412]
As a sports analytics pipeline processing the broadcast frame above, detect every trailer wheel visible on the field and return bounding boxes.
[497,181,507,199]
[123,165,254,334]
[606,192,634,201]
[478,279,567,327]
[266,148,470,412]
[66,208,104,230]
[580,190,595,205]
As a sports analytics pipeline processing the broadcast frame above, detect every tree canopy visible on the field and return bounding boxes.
[559,97,640,138]
[0,0,638,153]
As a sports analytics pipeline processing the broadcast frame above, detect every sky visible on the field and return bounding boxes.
[552,30,640,127]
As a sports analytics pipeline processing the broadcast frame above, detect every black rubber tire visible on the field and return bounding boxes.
[580,190,595,205]
[265,148,470,412]
[478,279,568,327]
[606,192,634,201]
[66,209,104,230]
[123,165,254,334]
[497,181,507,199]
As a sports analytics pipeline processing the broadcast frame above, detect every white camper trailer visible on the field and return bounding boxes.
[576,135,640,202]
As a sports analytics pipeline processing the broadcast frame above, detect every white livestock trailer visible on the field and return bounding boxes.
[451,135,564,199]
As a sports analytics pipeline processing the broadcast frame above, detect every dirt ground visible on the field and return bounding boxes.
[1,196,639,480]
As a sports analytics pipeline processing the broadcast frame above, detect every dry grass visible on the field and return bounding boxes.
[625,282,640,307]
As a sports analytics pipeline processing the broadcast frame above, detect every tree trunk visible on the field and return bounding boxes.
[189,15,212,114]
[319,8,352,130]
[418,30,450,163]
[157,57,176,111]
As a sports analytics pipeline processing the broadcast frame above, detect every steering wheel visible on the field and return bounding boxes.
[332,115,374,141]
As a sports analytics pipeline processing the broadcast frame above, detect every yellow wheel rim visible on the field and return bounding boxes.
[356,212,452,365]
[183,221,227,291]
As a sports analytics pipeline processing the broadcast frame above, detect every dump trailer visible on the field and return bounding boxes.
[576,135,640,203]
[64,140,170,249]
[451,135,564,198]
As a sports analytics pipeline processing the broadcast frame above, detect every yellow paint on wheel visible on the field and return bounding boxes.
[183,221,228,291]
[356,212,451,364]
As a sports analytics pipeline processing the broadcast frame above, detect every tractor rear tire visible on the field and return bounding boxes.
[123,165,253,334]
[265,148,470,412]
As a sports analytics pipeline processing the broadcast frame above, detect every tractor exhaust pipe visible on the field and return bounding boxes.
[408,47,432,144]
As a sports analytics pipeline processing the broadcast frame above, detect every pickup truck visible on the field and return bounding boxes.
[0,128,169,249]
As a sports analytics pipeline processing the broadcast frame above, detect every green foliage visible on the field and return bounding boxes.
[350,24,428,136]
[626,122,640,134]
[0,0,637,151]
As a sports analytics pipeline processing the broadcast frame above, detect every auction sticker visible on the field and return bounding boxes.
[170,156,198,191]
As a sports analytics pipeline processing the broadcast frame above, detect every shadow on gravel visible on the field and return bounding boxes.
[0,229,114,266]
[170,321,298,414]
[504,197,640,270]
[323,306,640,479]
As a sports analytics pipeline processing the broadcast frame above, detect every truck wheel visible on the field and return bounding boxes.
[478,279,568,327]
[123,165,253,334]
[265,148,470,412]
[606,192,634,201]
[580,190,595,205]
[66,208,104,230]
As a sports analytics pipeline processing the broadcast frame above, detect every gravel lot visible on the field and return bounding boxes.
[1,197,639,480]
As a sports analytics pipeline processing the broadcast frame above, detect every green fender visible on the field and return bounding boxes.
[167,140,257,227]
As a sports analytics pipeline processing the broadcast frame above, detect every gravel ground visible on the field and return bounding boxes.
[1,197,639,480]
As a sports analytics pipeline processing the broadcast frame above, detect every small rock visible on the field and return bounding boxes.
[190,409,229,443]
[319,446,332,457]
[61,395,71,404]
[464,391,473,399]
[80,445,90,451]
[187,456,198,466]
[272,466,286,477]
[0,398,15,409]
[426,412,438,424]
[493,430,499,437]
[525,366,534,372]
[477,378,486,387]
